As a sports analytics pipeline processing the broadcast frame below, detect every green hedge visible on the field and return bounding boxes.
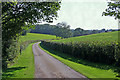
[41,40,120,65]
[5,40,41,67]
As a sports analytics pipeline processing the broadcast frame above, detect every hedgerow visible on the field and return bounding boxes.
[41,40,120,65]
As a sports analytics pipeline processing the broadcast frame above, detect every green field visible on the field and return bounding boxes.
[52,31,119,43]
[19,33,59,42]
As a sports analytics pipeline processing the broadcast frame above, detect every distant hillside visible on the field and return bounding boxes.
[19,33,59,42]
[52,31,119,43]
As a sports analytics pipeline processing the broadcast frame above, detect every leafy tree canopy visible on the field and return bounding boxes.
[2,2,61,40]
[103,1,120,19]
[2,2,61,69]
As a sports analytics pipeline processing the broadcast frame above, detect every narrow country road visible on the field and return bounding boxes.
[32,42,88,78]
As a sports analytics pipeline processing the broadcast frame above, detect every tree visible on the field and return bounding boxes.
[54,22,73,38]
[2,2,61,69]
[102,1,120,19]
[30,24,56,35]
[103,1,120,75]
[73,28,84,37]
[30,23,73,38]
[102,1,120,55]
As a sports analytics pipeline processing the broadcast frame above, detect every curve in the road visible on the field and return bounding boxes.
[32,42,88,78]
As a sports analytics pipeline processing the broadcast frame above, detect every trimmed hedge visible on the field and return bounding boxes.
[41,40,120,65]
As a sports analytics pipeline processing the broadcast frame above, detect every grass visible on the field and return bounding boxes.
[39,43,119,79]
[2,43,35,78]
[19,33,59,42]
[52,31,119,43]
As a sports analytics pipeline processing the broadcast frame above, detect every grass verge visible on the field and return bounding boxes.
[39,43,119,79]
[2,43,35,78]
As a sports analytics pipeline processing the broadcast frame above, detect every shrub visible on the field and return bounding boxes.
[41,40,120,65]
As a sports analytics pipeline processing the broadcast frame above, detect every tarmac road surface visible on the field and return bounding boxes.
[32,42,88,79]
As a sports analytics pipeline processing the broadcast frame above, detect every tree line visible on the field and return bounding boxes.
[30,22,119,38]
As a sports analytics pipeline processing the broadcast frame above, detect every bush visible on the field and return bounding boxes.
[41,40,120,65]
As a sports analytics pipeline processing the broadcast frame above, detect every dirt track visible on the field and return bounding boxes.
[32,42,88,78]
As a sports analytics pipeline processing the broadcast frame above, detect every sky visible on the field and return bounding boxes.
[44,0,119,30]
